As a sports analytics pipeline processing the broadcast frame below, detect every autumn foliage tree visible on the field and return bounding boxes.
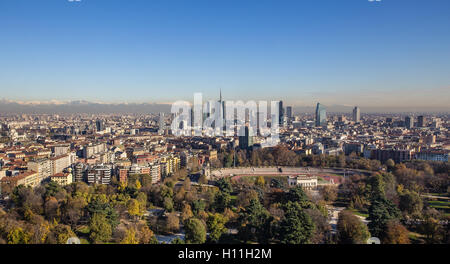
[337,210,370,244]
[383,220,410,244]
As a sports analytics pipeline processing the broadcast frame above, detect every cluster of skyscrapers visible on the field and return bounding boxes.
[315,103,360,128]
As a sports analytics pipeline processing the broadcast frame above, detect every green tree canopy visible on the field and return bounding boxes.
[89,213,112,243]
[184,218,206,244]
[278,201,315,244]
[207,213,228,243]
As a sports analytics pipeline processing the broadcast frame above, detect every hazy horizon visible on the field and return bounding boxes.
[0,98,448,114]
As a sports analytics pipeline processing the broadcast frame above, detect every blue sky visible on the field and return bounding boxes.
[0,0,449,107]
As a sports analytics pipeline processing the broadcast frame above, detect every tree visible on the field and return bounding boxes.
[207,213,228,243]
[46,224,75,244]
[216,178,233,194]
[62,196,86,227]
[320,185,338,203]
[237,189,259,208]
[183,177,191,191]
[270,178,284,189]
[136,222,157,244]
[166,212,180,233]
[121,227,139,244]
[12,185,43,215]
[381,172,398,201]
[278,201,315,244]
[44,197,60,222]
[198,174,208,185]
[127,199,142,220]
[28,215,51,244]
[171,237,185,244]
[386,159,395,171]
[184,218,206,244]
[136,192,147,214]
[399,190,423,217]
[285,186,312,209]
[419,209,444,244]
[87,197,119,228]
[224,153,233,168]
[174,187,186,210]
[192,200,206,216]
[163,196,174,212]
[368,173,386,200]
[44,181,61,198]
[337,210,370,244]
[181,203,194,222]
[305,208,331,244]
[367,198,401,239]
[255,176,265,187]
[140,174,153,189]
[213,191,231,212]
[383,220,410,244]
[286,186,308,204]
[89,213,112,243]
[7,227,31,244]
[238,199,272,243]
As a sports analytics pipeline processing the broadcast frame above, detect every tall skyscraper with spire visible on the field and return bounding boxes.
[218,89,226,129]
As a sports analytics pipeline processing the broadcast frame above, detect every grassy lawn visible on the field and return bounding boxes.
[317,177,329,184]
[409,232,426,244]
[333,197,349,207]
[234,175,289,187]
[230,194,237,204]
[426,193,449,197]
[350,209,369,218]
[427,200,450,206]
[76,225,90,235]
[426,199,450,215]
[75,225,91,244]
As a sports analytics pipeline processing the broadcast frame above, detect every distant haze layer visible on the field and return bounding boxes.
[0,100,448,114]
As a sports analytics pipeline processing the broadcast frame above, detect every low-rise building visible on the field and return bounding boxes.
[287,175,318,190]
[0,171,39,188]
[50,172,73,186]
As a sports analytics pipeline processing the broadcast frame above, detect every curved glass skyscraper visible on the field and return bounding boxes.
[315,103,327,127]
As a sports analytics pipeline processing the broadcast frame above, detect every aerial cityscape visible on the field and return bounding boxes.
[0,0,449,247]
[0,96,448,244]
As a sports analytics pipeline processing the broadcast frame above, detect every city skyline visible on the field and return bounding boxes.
[0,0,449,108]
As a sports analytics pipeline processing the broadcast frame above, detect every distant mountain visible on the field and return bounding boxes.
[0,100,172,114]
[0,100,448,114]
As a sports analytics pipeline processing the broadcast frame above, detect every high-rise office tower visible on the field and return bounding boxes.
[276,100,284,126]
[205,101,213,118]
[405,116,413,129]
[315,103,327,127]
[352,106,361,123]
[286,106,292,120]
[432,118,442,128]
[96,120,104,132]
[417,116,426,127]
[238,126,254,150]
[158,112,165,135]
